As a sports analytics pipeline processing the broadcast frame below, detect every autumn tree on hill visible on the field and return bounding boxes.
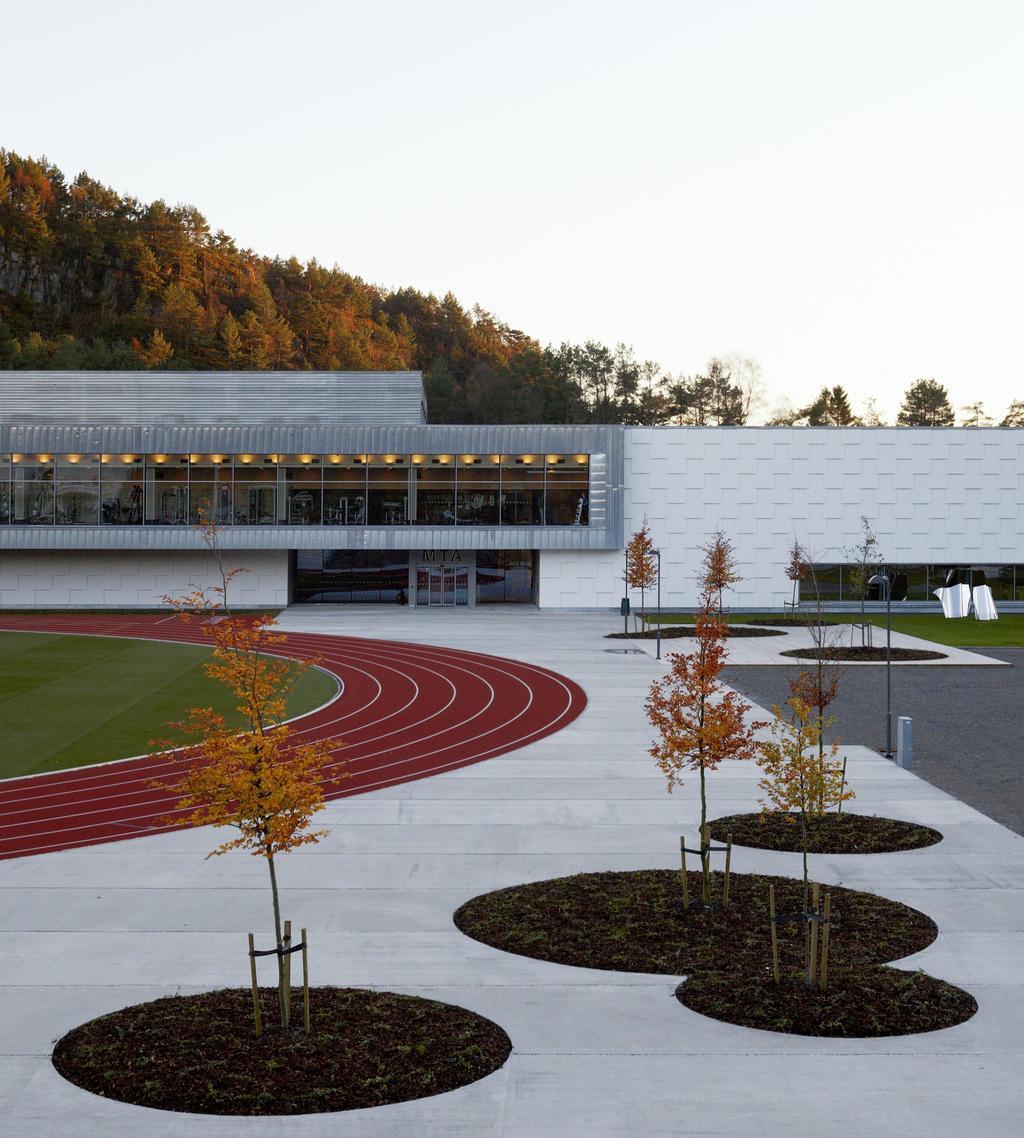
[626,519,658,628]
[896,379,954,426]
[646,597,766,904]
[156,512,345,1031]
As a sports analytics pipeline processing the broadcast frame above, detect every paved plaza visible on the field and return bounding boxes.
[2,608,1023,1136]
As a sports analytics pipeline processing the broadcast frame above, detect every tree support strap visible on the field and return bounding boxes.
[249,941,307,958]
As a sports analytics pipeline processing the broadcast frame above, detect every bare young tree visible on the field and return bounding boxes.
[843,516,880,648]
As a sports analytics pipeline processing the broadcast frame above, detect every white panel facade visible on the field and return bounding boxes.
[538,426,1024,609]
[0,550,289,609]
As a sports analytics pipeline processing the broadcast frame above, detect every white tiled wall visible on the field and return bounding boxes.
[0,550,290,608]
[538,427,1024,609]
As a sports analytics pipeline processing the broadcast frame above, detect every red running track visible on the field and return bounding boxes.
[0,615,586,861]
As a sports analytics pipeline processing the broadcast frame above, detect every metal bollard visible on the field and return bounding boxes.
[896,716,913,770]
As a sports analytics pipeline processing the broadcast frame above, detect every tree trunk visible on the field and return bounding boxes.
[799,803,811,983]
[699,764,710,904]
[267,854,288,1030]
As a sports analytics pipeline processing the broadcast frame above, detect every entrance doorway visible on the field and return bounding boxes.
[417,564,469,606]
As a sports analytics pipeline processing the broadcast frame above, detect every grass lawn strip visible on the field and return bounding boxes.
[645,612,1024,648]
[708,812,943,854]
[0,631,337,779]
[455,870,974,1038]
[53,987,512,1115]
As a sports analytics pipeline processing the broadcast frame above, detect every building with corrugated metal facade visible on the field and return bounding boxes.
[2,371,1022,610]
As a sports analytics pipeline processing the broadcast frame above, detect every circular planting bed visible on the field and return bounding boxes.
[455,870,975,1037]
[677,966,976,1037]
[52,987,511,1115]
[780,646,947,661]
[606,626,786,641]
[708,812,943,854]
[735,617,842,627]
[455,870,936,975]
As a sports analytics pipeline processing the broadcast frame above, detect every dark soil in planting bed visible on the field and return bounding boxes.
[780,646,947,661]
[455,870,975,1038]
[735,617,842,627]
[454,869,936,976]
[708,812,943,854]
[52,987,511,1115]
[606,626,785,640]
[677,966,977,1037]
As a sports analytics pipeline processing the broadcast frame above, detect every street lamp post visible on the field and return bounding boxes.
[655,548,662,660]
[869,572,893,756]
[623,546,629,634]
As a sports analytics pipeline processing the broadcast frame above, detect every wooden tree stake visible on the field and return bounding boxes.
[679,834,689,911]
[301,926,311,1033]
[722,833,733,909]
[769,885,780,985]
[808,883,820,985]
[701,822,711,904]
[283,919,292,1027]
[818,894,832,991]
[837,756,848,814]
[247,932,262,1038]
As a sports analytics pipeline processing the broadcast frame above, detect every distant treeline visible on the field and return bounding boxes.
[0,151,702,424]
[1,152,1020,428]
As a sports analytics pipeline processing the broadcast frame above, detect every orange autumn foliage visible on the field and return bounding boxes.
[646,600,766,901]
[154,507,345,1030]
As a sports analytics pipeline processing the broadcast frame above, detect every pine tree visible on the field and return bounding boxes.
[896,379,955,426]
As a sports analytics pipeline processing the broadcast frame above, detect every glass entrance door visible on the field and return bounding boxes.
[418,565,468,606]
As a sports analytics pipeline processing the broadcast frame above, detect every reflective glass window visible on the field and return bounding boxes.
[55,453,101,525]
[233,454,278,525]
[0,454,11,524]
[414,456,455,525]
[499,454,543,525]
[145,454,189,524]
[476,550,535,603]
[323,455,366,525]
[101,454,144,524]
[11,453,54,524]
[367,455,409,525]
[456,454,499,525]
[544,453,589,525]
[187,454,233,523]
[283,455,322,525]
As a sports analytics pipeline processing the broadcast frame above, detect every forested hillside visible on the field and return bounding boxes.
[1,150,730,425]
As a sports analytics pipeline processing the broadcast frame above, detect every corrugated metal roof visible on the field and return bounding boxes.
[0,371,428,426]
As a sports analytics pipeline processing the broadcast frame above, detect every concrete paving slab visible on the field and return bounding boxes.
[2,607,1022,1136]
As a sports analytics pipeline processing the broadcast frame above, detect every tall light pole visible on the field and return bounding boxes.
[869,572,893,756]
[623,545,630,634]
[655,547,662,660]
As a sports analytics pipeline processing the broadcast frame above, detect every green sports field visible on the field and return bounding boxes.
[0,631,338,780]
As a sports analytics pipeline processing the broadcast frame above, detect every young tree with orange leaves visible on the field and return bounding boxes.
[157,508,345,1031]
[646,598,766,903]
[758,697,851,900]
[626,519,658,629]
[785,539,807,610]
[758,696,852,982]
[699,531,741,615]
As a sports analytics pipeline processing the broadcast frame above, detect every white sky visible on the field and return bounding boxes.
[5,0,1023,422]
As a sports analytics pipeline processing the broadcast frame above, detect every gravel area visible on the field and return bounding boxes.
[724,649,1024,836]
